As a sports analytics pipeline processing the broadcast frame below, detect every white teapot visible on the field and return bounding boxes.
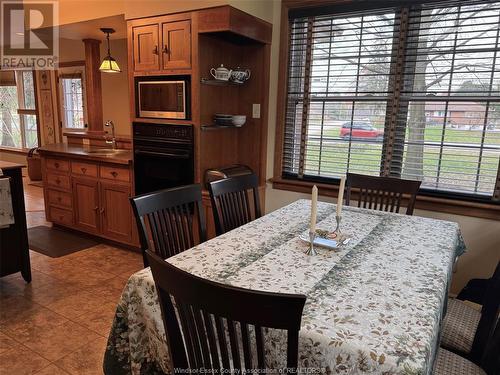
[210,64,232,81]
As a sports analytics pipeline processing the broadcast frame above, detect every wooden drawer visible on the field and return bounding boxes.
[48,206,73,225]
[46,172,71,190]
[46,158,70,172]
[99,165,130,182]
[47,189,72,208]
[72,160,98,177]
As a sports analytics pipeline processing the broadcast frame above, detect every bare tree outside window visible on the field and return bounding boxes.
[283,1,500,200]
[0,71,39,149]
[58,68,87,131]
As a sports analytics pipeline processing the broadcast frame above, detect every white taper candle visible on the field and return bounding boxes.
[310,185,318,232]
[337,177,346,216]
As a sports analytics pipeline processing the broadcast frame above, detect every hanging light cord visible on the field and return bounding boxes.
[106,32,111,57]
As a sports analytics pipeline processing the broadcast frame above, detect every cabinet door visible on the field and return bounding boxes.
[161,20,191,70]
[99,181,133,243]
[133,24,160,71]
[72,177,100,233]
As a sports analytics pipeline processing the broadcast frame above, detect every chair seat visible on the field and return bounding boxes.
[434,348,486,375]
[441,298,481,354]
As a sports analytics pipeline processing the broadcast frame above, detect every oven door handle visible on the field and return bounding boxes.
[134,149,191,159]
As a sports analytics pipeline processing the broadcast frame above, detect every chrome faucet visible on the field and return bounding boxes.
[104,120,116,149]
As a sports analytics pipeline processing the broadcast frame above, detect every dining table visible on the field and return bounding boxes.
[103,199,465,375]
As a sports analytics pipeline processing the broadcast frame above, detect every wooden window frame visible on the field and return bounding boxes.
[272,0,500,220]
[0,70,40,152]
[57,65,88,133]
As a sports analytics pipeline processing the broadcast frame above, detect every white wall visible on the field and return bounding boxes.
[100,39,130,135]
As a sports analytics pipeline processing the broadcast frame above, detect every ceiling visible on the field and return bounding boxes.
[59,14,127,40]
[40,14,127,41]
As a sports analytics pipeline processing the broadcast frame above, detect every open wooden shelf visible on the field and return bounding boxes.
[201,124,242,131]
[201,78,245,86]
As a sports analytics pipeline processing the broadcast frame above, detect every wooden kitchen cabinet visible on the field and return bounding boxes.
[40,154,138,248]
[161,20,191,70]
[129,15,191,74]
[73,176,100,234]
[100,181,133,243]
[132,24,160,71]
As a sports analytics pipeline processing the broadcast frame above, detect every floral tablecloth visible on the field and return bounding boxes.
[104,199,465,375]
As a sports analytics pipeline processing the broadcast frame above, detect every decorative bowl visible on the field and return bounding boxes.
[232,115,246,127]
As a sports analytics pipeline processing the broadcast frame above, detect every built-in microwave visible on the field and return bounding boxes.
[137,80,188,119]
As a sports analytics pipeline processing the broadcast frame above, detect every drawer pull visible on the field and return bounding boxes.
[100,208,105,214]
[153,45,158,55]
[110,171,118,178]
[93,206,99,211]
[55,178,61,185]
[54,162,60,168]
[81,167,87,174]
[57,196,62,202]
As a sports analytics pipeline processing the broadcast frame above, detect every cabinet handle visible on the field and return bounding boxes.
[100,208,105,214]
[153,45,158,55]
[162,45,169,54]
[93,206,99,211]
[55,178,61,185]
[54,162,59,168]
[110,171,118,178]
[81,167,87,174]
[57,196,62,202]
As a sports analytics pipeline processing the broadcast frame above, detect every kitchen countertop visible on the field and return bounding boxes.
[0,161,26,170]
[38,143,133,165]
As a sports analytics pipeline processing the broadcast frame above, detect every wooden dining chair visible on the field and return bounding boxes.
[440,261,500,364]
[130,184,206,267]
[345,173,422,215]
[208,173,261,235]
[146,250,307,373]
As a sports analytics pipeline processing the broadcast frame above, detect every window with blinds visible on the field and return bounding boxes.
[283,0,500,202]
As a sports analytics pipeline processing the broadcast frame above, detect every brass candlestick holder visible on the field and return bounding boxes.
[305,230,318,256]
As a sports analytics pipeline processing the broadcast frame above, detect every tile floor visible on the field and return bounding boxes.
[0,175,144,374]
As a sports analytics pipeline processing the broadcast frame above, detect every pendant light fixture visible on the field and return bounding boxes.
[99,28,121,73]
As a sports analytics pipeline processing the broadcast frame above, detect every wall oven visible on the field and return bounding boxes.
[137,79,188,120]
[133,122,194,195]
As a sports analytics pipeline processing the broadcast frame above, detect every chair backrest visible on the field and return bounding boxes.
[146,250,306,373]
[208,173,261,235]
[345,173,422,215]
[481,317,499,375]
[471,261,500,363]
[130,184,206,267]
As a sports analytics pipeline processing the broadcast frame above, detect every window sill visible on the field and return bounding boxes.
[270,177,500,221]
[0,147,29,155]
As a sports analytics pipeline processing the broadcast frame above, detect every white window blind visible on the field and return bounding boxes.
[283,0,500,202]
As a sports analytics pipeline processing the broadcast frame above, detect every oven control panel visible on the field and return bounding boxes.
[133,122,193,142]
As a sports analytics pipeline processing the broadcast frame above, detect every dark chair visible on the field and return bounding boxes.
[208,173,261,235]
[345,173,421,215]
[130,184,206,267]
[146,250,306,373]
[458,279,491,305]
[441,261,500,364]
[435,319,500,375]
